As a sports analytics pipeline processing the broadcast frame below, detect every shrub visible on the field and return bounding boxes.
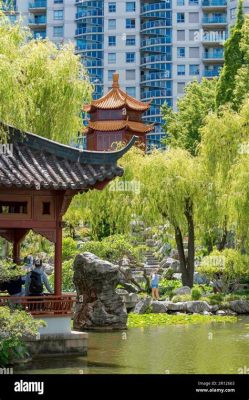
[0,307,44,366]
[49,260,74,292]
[62,237,78,261]
[191,287,202,300]
[159,279,181,296]
[198,249,249,293]
[171,294,192,303]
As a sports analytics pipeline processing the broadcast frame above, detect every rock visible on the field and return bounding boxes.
[116,289,139,310]
[43,263,54,276]
[194,271,209,285]
[73,252,127,330]
[173,286,191,296]
[210,305,219,313]
[172,273,182,280]
[226,309,237,316]
[216,310,226,316]
[160,257,180,272]
[202,310,211,316]
[165,301,187,312]
[151,301,168,313]
[133,297,151,314]
[229,300,249,314]
[186,301,211,313]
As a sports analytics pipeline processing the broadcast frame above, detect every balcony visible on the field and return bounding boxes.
[202,16,227,26]
[202,32,227,44]
[75,10,103,19]
[141,71,171,82]
[29,15,46,27]
[202,0,227,9]
[141,54,172,64]
[203,51,224,61]
[203,69,221,77]
[141,89,172,100]
[141,37,171,48]
[141,19,171,31]
[75,27,103,36]
[141,2,171,14]
[29,1,47,12]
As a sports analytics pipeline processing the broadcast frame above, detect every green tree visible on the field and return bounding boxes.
[216,0,244,109]
[0,9,92,144]
[161,78,217,155]
[140,149,203,287]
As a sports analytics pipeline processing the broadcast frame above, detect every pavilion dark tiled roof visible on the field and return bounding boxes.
[0,125,136,190]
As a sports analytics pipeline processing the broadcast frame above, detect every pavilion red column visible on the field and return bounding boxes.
[54,224,62,296]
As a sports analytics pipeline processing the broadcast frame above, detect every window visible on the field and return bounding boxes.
[177,82,185,94]
[126,69,135,80]
[126,52,135,62]
[189,0,199,4]
[126,35,136,45]
[126,2,136,12]
[189,64,199,75]
[177,0,184,5]
[108,19,116,29]
[108,70,116,80]
[189,12,199,23]
[189,47,199,57]
[126,87,136,97]
[53,25,63,37]
[54,10,63,20]
[189,29,197,41]
[177,65,185,76]
[177,47,185,58]
[177,12,185,23]
[177,30,185,41]
[108,36,116,46]
[108,53,116,64]
[54,0,63,3]
[126,18,135,28]
[230,8,236,19]
[0,201,27,214]
[42,202,50,215]
[108,2,116,12]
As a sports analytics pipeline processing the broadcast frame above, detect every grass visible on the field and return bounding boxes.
[128,313,237,328]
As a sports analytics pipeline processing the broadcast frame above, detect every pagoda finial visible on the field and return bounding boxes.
[112,73,119,88]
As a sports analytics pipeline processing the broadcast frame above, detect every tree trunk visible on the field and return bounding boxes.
[185,199,195,288]
[217,217,227,251]
[174,199,195,288]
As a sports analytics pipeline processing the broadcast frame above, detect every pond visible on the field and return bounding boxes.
[16,316,249,374]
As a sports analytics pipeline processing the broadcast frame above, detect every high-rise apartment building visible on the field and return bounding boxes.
[1,0,246,148]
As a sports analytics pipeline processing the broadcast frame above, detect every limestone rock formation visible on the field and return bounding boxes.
[73,253,127,331]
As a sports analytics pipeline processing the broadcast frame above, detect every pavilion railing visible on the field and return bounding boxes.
[0,294,76,317]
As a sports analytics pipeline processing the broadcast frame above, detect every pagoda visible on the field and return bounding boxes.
[83,73,154,151]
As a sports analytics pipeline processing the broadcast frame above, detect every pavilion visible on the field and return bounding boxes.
[0,123,136,319]
[83,73,154,151]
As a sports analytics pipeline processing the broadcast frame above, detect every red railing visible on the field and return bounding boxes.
[0,294,76,317]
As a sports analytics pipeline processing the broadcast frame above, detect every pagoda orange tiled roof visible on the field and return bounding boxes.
[84,73,151,112]
[86,119,154,133]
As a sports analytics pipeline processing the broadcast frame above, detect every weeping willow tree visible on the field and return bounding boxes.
[0,4,92,143]
[66,146,147,239]
[199,103,249,251]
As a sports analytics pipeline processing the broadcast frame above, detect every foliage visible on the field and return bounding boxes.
[0,307,45,366]
[62,237,78,261]
[49,259,74,292]
[0,260,24,282]
[171,294,192,302]
[128,313,236,328]
[159,279,181,296]
[0,10,92,144]
[191,287,202,300]
[216,0,245,109]
[198,249,249,292]
[78,234,146,263]
[162,78,217,155]
[21,231,53,259]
